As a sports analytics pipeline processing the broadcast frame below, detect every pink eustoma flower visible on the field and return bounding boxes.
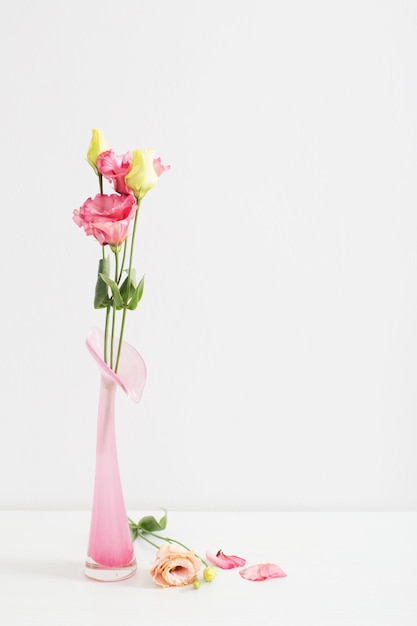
[97,150,133,195]
[206,550,246,569]
[239,563,287,581]
[73,193,137,247]
[98,150,170,197]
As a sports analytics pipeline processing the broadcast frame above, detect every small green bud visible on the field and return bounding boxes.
[203,566,217,582]
[193,579,200,589]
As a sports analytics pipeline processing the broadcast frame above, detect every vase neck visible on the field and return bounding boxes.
[95,376,118,454]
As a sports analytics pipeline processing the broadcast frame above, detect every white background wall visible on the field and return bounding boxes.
[0,0,416,512]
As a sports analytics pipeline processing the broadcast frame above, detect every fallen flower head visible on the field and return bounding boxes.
[130,512,218,588]
[149,543,202,588]
[239,563,287,581]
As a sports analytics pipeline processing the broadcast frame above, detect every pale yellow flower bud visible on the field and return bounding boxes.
[203,566,217,582]
[87,128,109,175]
[125,148,159,200]
[193,578,201,589]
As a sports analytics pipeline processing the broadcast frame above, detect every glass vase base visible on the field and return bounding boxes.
[85,556,137,582]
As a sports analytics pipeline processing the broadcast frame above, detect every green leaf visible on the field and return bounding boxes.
[137,510,167,533]
[98,273,124,309]
[120,269,137,304]
[127,275,145,310]
[94,257,111,309]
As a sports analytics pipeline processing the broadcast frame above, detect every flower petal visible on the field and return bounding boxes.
[206,550,246,569]
[97,150,133,195]
[153,157,170,177]
[239,563,287,581]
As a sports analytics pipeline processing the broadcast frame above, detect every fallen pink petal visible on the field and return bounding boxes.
[206,550,246,569]
[239,563,287,581]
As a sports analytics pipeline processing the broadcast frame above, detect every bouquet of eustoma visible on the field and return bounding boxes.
[73,128,169,370]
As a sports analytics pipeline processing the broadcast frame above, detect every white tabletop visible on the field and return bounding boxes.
[0,511,416,625]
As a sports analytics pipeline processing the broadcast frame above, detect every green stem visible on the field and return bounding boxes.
[137,531,163,550]
[99,173,103,195]
[102,245,109,364]
[110,306,116,369]
[117,240,128,284]
[104,306,111,365]
[114,199,141,373]
[110,249,120,370]
[142,531,208,566]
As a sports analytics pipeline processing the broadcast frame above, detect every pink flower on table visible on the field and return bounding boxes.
[239,563,287,581]
[206,550,246,569]
[97,150,133,195]
[73,193,137,247]
[149,544,202,588]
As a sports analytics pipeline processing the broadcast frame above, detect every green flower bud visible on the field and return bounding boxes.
[193,579,201,589]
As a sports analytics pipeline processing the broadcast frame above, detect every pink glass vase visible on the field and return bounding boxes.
[84,328,146,581]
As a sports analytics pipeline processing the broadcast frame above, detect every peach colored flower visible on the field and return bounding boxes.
[206,549,246,569]
[239,563,287,581]
[97,150,133,195]
[73,193,137,247]
[149,544,202,588]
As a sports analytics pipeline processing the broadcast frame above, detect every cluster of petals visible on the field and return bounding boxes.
[149,544,202,588]
[206,550,246,569]
[239,563,287,581]
[97,150,133,195]
[97,149,170,198]
[206,548,286,582]
[73,193,137,247]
